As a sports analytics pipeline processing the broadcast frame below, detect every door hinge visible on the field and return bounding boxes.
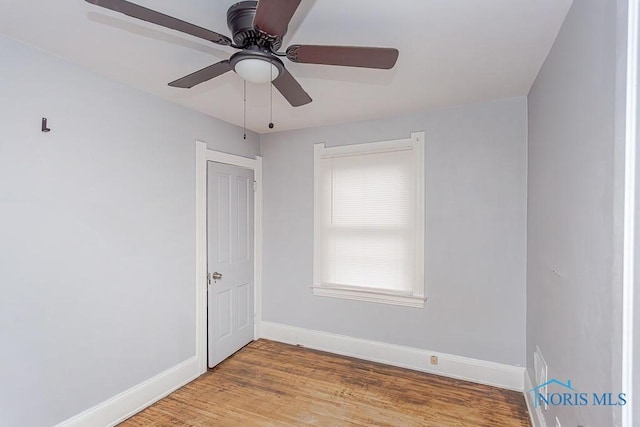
[253,181,257,191]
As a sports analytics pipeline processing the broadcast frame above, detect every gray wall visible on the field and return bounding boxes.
[260,97,527,366]
[526,0,625,425]
[0,35,259,427]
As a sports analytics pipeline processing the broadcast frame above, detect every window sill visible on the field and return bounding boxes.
[312,286,426,308]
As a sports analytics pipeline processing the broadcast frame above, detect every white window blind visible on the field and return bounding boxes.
[313,132,425,307]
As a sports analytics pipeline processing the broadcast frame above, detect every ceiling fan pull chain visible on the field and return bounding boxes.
[269,66,274,129]
[243,80,247,140]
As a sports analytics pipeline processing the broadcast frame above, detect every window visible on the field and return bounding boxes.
[313,132,425,307]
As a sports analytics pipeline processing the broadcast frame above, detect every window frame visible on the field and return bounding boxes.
[312,132,426,308]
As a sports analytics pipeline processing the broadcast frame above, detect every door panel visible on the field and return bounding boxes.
[217,289,232,339]
[216,173,231,264]
[207,162,254,368]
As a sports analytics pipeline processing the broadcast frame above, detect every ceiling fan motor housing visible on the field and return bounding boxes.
[227,1,282,50]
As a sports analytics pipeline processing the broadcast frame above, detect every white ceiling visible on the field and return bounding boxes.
[0,0,573,133]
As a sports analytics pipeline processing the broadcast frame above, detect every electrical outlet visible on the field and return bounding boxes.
[430,355,438,365]
[555,416,561,427]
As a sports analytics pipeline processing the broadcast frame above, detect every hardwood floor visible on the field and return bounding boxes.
[120,340,531,426]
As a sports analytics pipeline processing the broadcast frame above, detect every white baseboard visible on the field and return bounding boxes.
[260,321,525,391]
[524,369,547,427]
[55,356,201,427]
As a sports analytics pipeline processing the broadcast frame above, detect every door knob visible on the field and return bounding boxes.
[212,272,223,280]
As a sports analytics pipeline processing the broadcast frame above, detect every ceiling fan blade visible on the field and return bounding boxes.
[253,0,302,38]
[85,0,232,46]
[272,67,312,107]
[286,45,399,69]
[168,60,232,88]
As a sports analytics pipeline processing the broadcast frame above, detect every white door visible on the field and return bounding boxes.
[207,161,255,367]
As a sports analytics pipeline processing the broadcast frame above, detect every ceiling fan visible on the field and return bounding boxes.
[84,0,399,107]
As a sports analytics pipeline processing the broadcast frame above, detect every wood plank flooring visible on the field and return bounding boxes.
[120,340,530,426]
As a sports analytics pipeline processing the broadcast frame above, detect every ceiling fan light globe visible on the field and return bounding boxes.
[234,58,280,84]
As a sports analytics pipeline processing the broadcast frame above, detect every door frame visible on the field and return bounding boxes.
[195,141,263,374]
[623,0,639,425]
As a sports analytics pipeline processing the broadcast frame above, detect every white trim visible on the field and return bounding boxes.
[260,321,524,392]
[312,286,426,308]
[312,132,426,307]
[205,149,256,169]
[412,131,426,302]
[524,370,548,427]
[55,357,199,427]
[195,142,263,368]
[313,143,323,306]
[623,2,638,427]
[319,134,418,158]
[320,143,413,158]
[254,156,263,339]
[195,141,208,374]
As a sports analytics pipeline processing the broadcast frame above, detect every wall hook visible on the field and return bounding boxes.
[41,117,51,133]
